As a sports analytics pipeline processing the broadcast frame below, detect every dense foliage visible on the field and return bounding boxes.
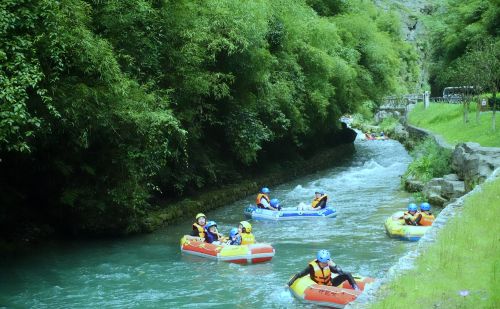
[426,0,499,95]
[402,138,452,183]
[0,0,418,237]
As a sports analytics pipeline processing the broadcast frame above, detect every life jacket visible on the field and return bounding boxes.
[205,231,220,244]
[419,212,435,226]
[256,193,270,208]
[309,260,332,286]
[192,223,206,238]
[240,233,255,245]
[403,211,421,225]
[311,195,328,209]
[229,235,242,245]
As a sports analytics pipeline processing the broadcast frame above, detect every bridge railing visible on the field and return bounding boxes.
[381,94,424,108]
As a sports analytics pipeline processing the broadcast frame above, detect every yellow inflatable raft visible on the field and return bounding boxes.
[289,274,374,308]
[384,211,431,241]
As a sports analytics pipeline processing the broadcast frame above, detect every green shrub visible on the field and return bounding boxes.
[402,138,452,183]
[379,117,399,133]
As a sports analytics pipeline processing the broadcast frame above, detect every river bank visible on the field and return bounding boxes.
[348,102,500,308]
[355,168,500,309]
[1,136,357,253]
[143,141,357,232]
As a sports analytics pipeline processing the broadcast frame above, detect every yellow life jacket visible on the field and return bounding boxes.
[256,193,270,207]
[192,223,206,238]
[403,211,421,225]
[419,212,435,226]
[311,195,328,209]
[309,260,332,286]
[240,232,255,245]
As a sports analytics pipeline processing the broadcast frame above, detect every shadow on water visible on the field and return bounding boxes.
[0,139,414,308]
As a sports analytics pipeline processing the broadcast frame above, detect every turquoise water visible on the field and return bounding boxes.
[0,140,414,308]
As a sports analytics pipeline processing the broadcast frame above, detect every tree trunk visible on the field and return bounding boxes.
[464,101,469,123]
[493,91,497,131]
[463,101,467,124]
[476,99,480,124]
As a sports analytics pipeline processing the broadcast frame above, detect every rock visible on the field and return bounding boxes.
[441,179,465,199]
[375,111,391,124]
[335,122,357,144]
[452,142,500,190]
[426,178,445,188]
[393,124,409,140]
[404,179,424,192]
[443,174,459,181]
[426,191,447,206]
[422,176,466,203]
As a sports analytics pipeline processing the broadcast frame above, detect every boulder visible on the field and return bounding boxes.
[393,124,409,140]
[404,179,424,192]
[426,191,447,206]
[440,179,465,199]
[375,111,391,124]
[443,174,459,181]
[335,122,358,144]
[422,176,466,205]
[452,143,500,190]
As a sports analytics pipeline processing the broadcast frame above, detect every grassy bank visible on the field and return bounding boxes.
[371,176,500,309]
[408,103,500,147]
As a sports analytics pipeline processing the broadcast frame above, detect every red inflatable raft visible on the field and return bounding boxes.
[180,235,275,264]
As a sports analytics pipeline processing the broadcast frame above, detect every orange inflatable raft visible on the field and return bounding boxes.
[289,274,375,308]
[180,235,275,264]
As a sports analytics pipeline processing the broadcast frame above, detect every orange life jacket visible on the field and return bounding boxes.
[192,223,206,238]
[240,232,255,245]
[311,195,328,209]
[419,212,435,226]
[256,193,270,207]
[309,260,332,286]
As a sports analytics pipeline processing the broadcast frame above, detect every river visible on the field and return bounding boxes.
[0,139,414,308]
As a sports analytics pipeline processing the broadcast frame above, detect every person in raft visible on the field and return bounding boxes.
[226,227,242,246]
[297,190,328,211]
[270,198,282,211]
[418,202,435,226]
[238,221,256,245]
[288,250,360,290]
[189,213,207,240]
[400,203,422,226]
[256,187,274,210]
[204,221,226,244]
[311,190,328,209]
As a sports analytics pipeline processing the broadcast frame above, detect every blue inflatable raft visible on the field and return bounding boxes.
[244,205,336,221]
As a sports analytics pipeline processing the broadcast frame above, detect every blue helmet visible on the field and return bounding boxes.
[270,198,280,208]
[261,187,270,194]
[205,221,217,231]
[315,190,325,195]
[408,203,418,212]
[420,202,431,211]
[316,250,331,263]
[229,228,239,238]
